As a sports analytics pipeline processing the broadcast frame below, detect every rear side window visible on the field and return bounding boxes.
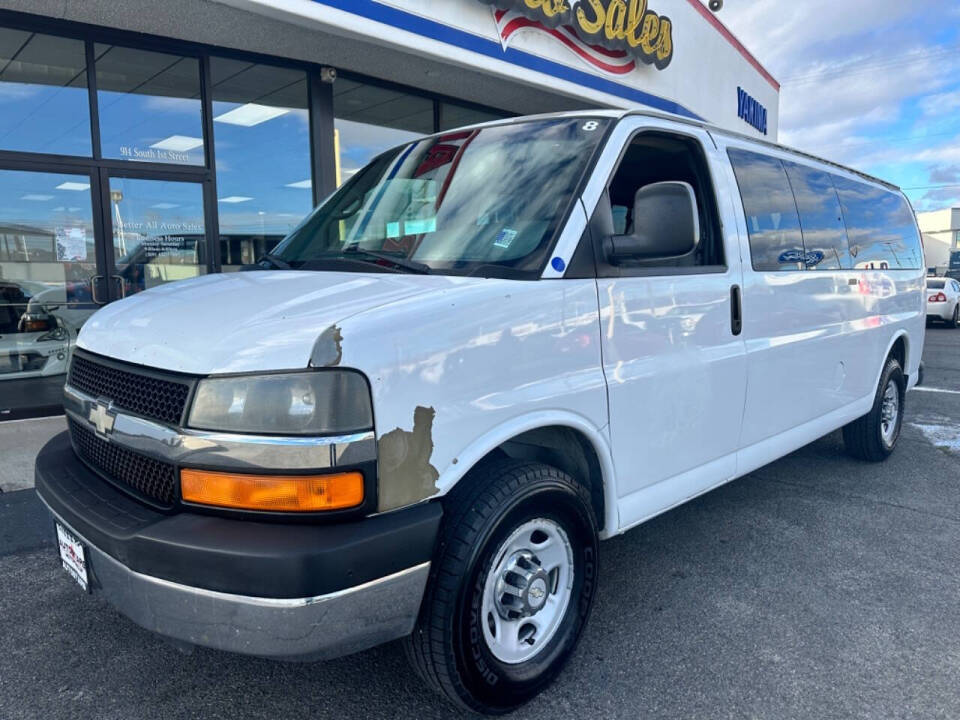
[728,148,805,271]
[832,176,923,270]
[783,161,851,270]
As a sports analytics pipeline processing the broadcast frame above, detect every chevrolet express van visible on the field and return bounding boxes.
[35,110,926,714]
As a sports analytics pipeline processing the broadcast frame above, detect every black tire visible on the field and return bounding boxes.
[842,356,905,461]
[405,459,599,714]
[949,304,960,329]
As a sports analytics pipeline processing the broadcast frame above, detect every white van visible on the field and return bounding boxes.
[36,110,925,714]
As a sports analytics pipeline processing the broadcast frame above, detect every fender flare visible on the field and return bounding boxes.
[874,330,911,390]
[432,410,620,537]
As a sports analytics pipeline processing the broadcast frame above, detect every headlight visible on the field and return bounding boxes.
[187,371,373,435]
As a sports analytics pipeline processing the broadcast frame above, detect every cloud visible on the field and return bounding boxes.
[929,165,960,184]
[918,90,960,118]
[711,0,946,75]
[917,186,960,212]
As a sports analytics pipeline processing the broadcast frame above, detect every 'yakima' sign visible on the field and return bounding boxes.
[481,0,674,71]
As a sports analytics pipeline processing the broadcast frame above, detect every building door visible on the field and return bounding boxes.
[0,165,108,417]
[98,171,210,302]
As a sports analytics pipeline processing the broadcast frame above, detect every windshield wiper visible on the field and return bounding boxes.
[342,247,432,274]
[256,253,291,270]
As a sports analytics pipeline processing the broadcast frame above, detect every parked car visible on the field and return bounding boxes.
[35,110,926,714]
[926,277,960,327]
[0,280,71,380]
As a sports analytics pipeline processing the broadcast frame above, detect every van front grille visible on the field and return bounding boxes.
[68,417,177,507]
[68,353,191,426]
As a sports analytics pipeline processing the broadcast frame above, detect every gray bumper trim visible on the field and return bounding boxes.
[47,509,429,661]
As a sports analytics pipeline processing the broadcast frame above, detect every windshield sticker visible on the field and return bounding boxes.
[494,228,518,249]
[386,221,401,239]
[404,217,437,235]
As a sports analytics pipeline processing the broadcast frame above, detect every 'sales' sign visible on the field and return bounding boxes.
[482,0,675,72]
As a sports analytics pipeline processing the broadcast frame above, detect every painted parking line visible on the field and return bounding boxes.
[912,387,960,396]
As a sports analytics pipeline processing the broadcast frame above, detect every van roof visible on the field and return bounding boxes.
[460,109,900,193]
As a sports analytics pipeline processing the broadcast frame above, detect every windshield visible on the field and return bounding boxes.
[270,117,610,277]
[927,279,946,289]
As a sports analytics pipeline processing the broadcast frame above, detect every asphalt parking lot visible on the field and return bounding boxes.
[1,327,959,720]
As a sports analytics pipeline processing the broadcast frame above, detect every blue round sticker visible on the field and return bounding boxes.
[551,257,566,273]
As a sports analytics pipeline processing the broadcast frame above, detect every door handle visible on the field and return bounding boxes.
[90,275,105,305]
[730,284,742,336]
[111,274,127,298]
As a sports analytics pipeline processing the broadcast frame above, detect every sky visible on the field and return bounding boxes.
[709,0,960,213]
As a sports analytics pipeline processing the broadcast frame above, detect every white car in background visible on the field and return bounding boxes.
[926,277,960,328]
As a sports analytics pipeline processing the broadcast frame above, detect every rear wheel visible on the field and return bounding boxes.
[842,356,905,461]
[405,459,599,714]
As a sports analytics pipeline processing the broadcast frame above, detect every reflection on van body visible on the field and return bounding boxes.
[34,111,925,714]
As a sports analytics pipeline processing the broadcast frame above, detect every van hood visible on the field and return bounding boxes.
[77,271,454,374]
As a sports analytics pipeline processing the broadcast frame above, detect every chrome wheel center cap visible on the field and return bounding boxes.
[494,550,552,619]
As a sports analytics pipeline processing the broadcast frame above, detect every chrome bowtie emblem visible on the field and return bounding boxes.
[88,401,116,436]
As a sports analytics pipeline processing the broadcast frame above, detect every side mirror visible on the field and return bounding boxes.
[604,181,700,264]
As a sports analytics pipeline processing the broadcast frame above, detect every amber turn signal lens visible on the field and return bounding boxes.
[180,469,364,512]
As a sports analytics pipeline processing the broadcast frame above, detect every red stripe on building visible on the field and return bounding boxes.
[500,18,636,75]
[683,0,779,90]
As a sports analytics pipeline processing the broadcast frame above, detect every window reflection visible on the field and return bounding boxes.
[96,44,204,165]
[210,58,312,270]
[108,178,205,295]
[0,169,96,416]
[334,79,433,185]
[833,175,923,270]
[783,161,851,270]
[728,149,805,271]
[0,29,91,156]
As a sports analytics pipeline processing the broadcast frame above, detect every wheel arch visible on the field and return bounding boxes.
[881,330,910,385]
[434,412,618,536]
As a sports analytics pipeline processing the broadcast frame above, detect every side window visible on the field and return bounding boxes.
[832,176,923,270]
[596,131,725,273]
[783,161,851,270]
[728,148,805,271]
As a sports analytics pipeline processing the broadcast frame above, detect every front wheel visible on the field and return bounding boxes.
[405,459,599,714]
[842,356,905,461]
[949,304,960,329]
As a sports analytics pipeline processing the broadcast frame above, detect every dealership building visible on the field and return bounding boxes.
[0,0,778,419]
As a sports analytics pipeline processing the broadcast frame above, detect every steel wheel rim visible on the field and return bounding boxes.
[880,379,900,445]
[480,518,574,665]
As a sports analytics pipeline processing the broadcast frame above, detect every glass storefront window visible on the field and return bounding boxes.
[0,169,96,416]
[439,102,508,131]
[108,177,205,295]
[210,58,312,271]
[95,44,204,166]
[334,79,433,185]
[0,29,92,156]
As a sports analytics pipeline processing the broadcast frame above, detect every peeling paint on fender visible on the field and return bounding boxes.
[310,325,343,367]
[377,406,440,512]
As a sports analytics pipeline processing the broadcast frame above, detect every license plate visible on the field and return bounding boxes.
[56,522,89,592]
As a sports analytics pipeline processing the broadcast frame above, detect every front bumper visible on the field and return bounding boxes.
[36,432,441,660]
